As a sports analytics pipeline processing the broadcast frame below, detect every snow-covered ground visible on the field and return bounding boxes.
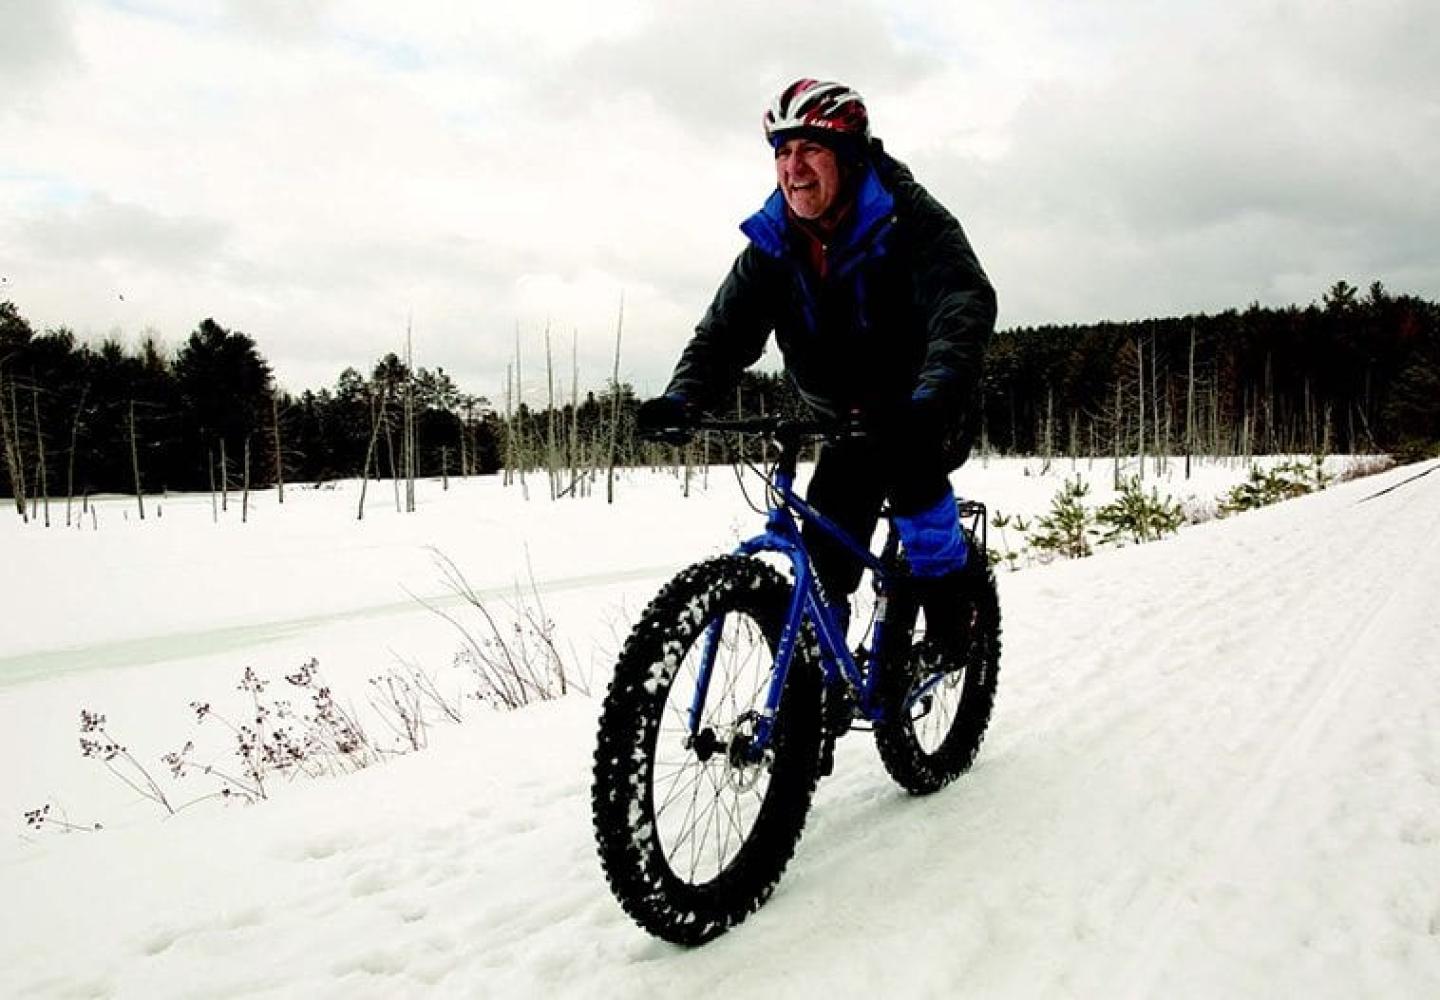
[3,456,1438,998]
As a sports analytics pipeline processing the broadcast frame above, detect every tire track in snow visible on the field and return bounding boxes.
[999,507,1323,749]
[1108,477,1440,998]
[0,563,680,688]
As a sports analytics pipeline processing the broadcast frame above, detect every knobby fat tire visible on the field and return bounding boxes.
[591,555,823,945]
[874,552,1001,795]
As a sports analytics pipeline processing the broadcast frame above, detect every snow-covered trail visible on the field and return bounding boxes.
[4,462,1438,998]
[0,563,677,689]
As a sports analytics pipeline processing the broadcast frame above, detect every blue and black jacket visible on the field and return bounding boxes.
[664,144,997,438]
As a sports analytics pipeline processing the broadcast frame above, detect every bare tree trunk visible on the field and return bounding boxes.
[1264,352,1274,454]
[128,400,145,521]
[502,365,514,487]
[1185,323,1195,479]
[544,323,557,500]
[404,319,416,514]
[357,390,385,520]
[1136,335,1146,480]
[65,383,88,527]
[569,329,579,498]
[735,384,746,469]
[1112,378,1123,488]
[219,437,229,513]
[1044,385,1055,468]
[1152,335,1163,475]
[242,435,251,524]
[271,395,285,505]
[31,386,50,527]
[459,403,469,479]
[2,372,28,519]
[607,292,624,504]
[384,413,400,512]
[0,384,18,519]
[1213,380,1223,458]
[515,327,529,500]
[208,447,218,523]
[1303,376,1314,455]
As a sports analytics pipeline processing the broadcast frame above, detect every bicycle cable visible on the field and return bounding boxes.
[732,445,773,517]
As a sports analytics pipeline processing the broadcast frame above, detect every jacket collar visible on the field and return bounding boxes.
[740,164,895,263]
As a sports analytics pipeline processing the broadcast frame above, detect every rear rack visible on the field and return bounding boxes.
[957,498,988,558]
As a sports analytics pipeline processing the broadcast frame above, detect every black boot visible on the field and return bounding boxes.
[914,559,983,666]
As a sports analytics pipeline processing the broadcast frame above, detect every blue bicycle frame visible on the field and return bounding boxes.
[685,420,909,757]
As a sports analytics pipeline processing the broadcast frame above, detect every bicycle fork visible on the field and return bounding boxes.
[685,570,908,765]
[685,565,813,764]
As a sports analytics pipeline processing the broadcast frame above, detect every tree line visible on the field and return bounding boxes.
[978,281,1440,463]
[0,301,802,516]
[2,280,1438,512]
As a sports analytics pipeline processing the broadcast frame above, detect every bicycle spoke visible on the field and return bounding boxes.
[648,605,781,885]
[653,763,705,821]
[666,763,709,874]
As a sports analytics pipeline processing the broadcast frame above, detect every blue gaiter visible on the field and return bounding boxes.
[894,486,969,578]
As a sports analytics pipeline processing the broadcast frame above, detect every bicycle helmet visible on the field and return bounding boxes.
[763,78,870,148]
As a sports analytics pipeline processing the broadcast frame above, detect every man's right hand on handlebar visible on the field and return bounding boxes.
[636,394,696,444]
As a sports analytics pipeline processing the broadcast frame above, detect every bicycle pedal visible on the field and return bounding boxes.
[818,738,837,778]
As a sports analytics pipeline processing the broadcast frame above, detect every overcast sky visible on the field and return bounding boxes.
[2,0,1436,401]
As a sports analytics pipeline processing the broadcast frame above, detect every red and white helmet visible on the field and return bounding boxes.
[763,78,870,147]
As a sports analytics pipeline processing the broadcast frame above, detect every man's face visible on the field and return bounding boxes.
[775,137,842,221]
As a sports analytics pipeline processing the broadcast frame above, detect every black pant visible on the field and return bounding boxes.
[803,427,964,600]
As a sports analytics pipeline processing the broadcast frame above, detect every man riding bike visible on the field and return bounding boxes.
[638,77,997,641]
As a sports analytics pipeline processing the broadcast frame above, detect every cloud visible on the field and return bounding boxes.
[0,0,79,88]
[17,194,229,268]
[555,0,940,143]
[907,0,1440,326]
[221,0,333,41]
[1,0,1437,401]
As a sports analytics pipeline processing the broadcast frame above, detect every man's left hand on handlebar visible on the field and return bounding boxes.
[636,394,696,444]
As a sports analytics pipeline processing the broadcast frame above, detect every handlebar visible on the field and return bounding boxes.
[637,413,864,479]
[688,414,864,441]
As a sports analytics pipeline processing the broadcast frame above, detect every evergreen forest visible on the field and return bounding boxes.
[1,280,1437,512]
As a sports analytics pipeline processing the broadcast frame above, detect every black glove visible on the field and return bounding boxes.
[862,393,952,448]
[636,395,695,444]
[904,392,968,460]
[904,392,949,435]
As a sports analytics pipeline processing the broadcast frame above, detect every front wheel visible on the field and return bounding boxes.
[591,556,822,945]
[874,555,1001,795]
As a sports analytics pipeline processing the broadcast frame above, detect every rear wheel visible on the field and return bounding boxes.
[874,554,1001,795]
[591,556,823,945]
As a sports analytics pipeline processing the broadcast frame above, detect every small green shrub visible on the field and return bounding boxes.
[1219,460,1329,515]
[1030,476,1098,559]
[990,510,1031,570]
[1097,476,1186,545]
